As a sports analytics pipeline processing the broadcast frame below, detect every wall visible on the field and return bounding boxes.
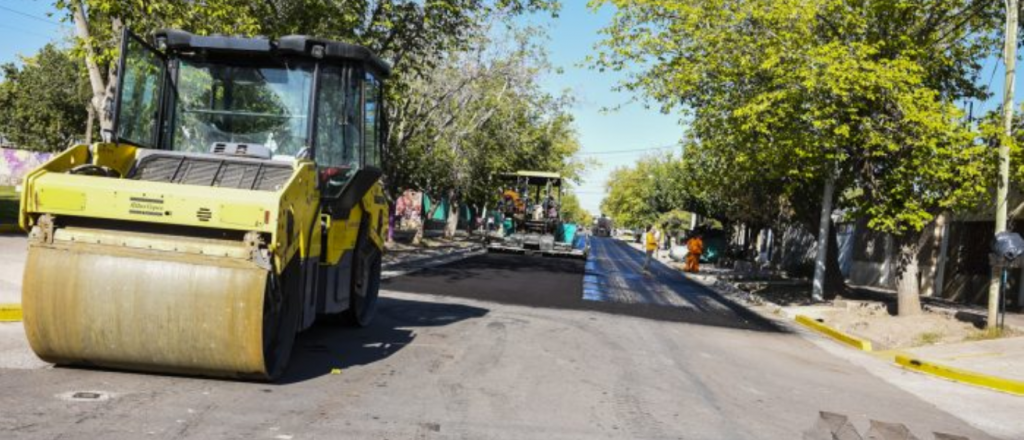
[0,148,51,187]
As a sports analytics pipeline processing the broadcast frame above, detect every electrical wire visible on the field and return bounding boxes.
[0,5,62,26]
[577,144,679,156]
[0,21,56,39]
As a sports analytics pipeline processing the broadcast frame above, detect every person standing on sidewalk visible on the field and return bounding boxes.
[684,232,704,273]
[643,225,658,273]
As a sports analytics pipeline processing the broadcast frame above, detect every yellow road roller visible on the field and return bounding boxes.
[18,29,390,380]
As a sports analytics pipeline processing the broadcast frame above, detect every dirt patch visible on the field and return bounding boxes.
[736,281,816,307]
[384,236,480,265]
[811,301,1018,350]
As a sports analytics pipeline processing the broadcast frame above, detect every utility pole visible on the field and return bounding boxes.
[989,0,1018,330]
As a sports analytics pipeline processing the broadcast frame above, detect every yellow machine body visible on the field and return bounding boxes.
[20,143,388,379]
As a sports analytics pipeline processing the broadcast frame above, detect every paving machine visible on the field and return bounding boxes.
[487,171,586,258]
[19,29,390,380]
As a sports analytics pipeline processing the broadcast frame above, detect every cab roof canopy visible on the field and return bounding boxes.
[499,171,563,186]
[154,29,391,78]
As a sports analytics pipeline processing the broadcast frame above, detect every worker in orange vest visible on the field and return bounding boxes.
[643,225,659,273]
[684,232,704,273]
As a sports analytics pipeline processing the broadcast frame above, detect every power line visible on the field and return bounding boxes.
[0,5,62,26]
[0,21,56,40]
[577,144,679,156]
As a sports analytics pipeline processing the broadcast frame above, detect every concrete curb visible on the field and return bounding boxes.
[895,353,1024,396]
[0,304,21,322]
[794,314,874,352]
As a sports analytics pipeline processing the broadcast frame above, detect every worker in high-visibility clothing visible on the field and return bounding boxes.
[643,225,659,273]
[684,233,704,273]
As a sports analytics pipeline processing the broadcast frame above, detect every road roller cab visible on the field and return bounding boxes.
[19,29,390,380]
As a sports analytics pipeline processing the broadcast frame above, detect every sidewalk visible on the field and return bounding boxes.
[902,336,1024,384]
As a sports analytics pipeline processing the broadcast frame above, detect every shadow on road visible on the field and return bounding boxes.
[280,296,489,384]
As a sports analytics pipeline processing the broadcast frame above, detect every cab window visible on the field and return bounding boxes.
[364,72,381,168]
[316,65,363,195]
[116,32,165,149]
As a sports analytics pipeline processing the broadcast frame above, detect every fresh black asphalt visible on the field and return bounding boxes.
[383,237,780,331]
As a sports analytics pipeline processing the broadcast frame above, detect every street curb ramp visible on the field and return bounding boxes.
[895,354,1024,397]
[795,314,873,352]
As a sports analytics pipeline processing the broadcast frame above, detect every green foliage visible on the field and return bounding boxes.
[913,331,943,346]
[560,191,592,225]
[55,0,267,73]
[389,26,587,207]
[601,152,688,229]
[656,209,692,236]
[592,0,1001,236]
[0,44,92,151]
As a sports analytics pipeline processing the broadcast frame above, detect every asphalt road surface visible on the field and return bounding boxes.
[0,237,1013,439]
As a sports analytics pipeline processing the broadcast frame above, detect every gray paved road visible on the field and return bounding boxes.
[0,243,1014,439]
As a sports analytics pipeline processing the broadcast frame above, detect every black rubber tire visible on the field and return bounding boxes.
[260,261,301,381]
[344,230,382,328]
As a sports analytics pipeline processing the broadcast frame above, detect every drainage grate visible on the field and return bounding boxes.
[58,391,112,402]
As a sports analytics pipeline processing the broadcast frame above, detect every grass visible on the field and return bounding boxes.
[0,186,18,226]
[914,331,944,346]
[963,327,1018,342]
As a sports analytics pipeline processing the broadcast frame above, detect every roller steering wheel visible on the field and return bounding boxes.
[69,164,121,178]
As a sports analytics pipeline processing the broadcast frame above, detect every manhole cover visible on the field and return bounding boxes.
[57,391,113,402]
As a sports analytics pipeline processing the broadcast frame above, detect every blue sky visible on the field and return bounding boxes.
[0,1,1021,215]
[0,1,70,61]
[518,2,684,215]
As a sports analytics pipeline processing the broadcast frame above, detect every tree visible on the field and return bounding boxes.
[560,191,593,226]
[390,24,588,238]
[55,0,557,151]
[592,0,1002,313]
[601,152,688,229]
[0,44,92,151]
[56,0,267,132]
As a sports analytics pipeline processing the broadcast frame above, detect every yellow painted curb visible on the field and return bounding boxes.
[0,304,22,322]
[895,354,1024,396]
[795,314,873,351]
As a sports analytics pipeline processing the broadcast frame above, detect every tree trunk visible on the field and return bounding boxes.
[444,201,458,239]
[85,104,95,144]
[72,3,120,133]
[823,220,846,300]
[387,202,396,244]
[72,1,105,115]
[812,176,835,301]
[895,235,923,316]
